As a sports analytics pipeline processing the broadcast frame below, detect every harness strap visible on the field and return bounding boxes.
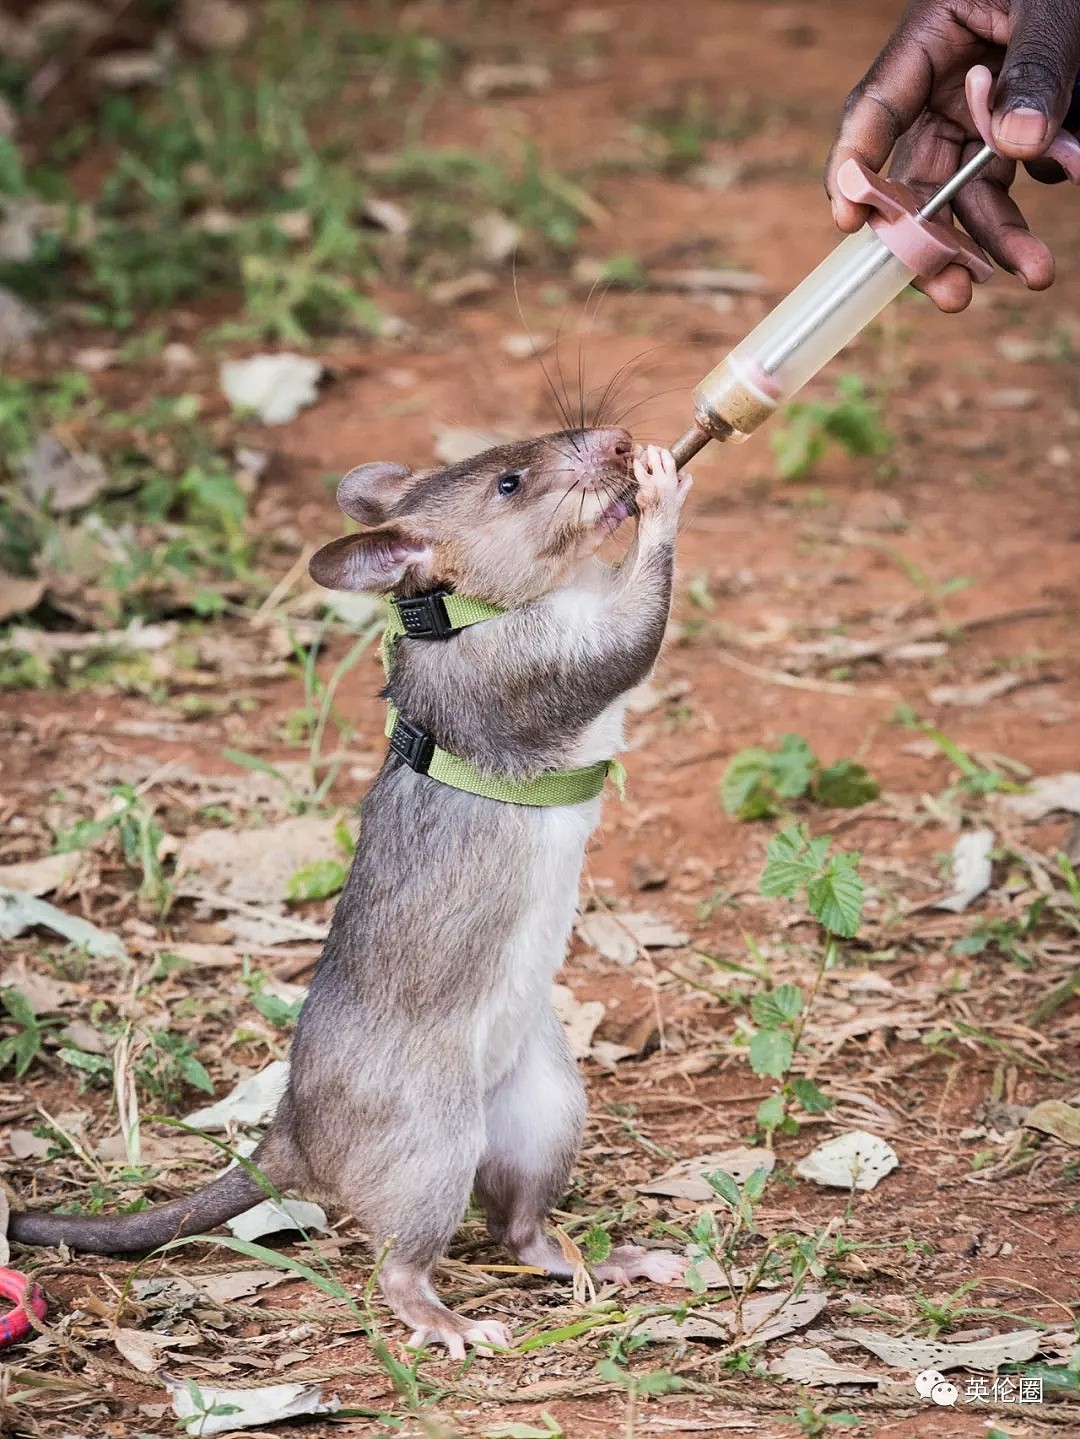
[380,590,613,807]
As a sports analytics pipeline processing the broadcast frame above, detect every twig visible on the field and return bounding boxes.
[712,648,893,698]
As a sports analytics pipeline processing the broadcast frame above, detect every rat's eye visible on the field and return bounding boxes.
[497,470,523,496]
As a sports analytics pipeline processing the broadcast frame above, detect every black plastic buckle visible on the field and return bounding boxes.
[395,590,457,640]
[389,714,435,774]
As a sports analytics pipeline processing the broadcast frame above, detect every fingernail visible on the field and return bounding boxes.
[994,107,1048,152]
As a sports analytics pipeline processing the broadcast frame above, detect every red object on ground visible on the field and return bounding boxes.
[0,1266,47,1346]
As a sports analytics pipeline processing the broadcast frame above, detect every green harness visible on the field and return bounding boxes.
[380,590,615,807]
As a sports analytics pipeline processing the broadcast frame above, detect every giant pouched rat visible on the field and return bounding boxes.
[12,429,692,1355]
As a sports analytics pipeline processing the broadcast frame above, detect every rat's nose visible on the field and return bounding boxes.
[575,427,632,461]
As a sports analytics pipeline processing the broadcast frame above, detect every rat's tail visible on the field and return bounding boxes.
[10,1136,292,1255]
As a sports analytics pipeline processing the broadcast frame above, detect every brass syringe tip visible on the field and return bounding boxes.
[668,419,730,470]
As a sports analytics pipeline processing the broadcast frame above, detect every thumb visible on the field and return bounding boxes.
[992,0,1080,157]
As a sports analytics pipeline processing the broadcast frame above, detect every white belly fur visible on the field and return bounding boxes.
[474,699,625,1088]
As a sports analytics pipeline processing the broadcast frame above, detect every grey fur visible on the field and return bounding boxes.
[11,429,687,1348]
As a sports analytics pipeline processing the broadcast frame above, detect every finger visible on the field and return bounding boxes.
[888,112,974,311]
[824,24,940,231]
[992,0,1080,158]
[914,266,974,312]
[952,164,1055,289]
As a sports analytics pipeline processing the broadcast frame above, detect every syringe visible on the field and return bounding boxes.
[669,66,1080,468]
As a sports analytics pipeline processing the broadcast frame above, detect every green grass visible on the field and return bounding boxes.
[0,5,595,339]
[0,373,254,642]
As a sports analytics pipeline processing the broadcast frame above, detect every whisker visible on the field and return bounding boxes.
[513,263,576,433]
[607,384,692,430]
[589,340,678,428]
[552,333,582,453]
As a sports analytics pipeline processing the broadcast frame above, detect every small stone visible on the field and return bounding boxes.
[92,51,169,88]
[162,341,197,372]
[0,287,44,357]
[501,331,551,359]
[630,858,668,892]
[73,345,119,372]
[428,271,497,306]
[463,61,550,101]
[472,211,521,265]
[987,387,1038,411]
[178,0,251,50]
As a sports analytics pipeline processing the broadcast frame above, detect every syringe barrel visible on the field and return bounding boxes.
[692,228,914,441]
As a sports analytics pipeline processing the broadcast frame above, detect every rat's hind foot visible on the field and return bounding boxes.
[593,1244,688,1287]
[381,1256,512,1359]
[408,1316,513,1360]
[505,1227,687,1289]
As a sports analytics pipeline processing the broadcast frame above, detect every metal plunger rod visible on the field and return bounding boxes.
[666,146,997,470]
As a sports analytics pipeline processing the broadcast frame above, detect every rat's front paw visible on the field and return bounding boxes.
[633,445,691,519]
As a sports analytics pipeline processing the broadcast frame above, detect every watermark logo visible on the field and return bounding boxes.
[914,1371,1044,1407]
[915,1370,958,1406]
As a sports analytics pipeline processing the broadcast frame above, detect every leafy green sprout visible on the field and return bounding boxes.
[721,733,879,822]
[60,1026,213,1108]
[893,705,1023,798]
[785,1404,862,1436]
[225,615,380,810]
[0,989,65,1078]
[54,784,171,913]
[771,374,892,481]
[741,825,865,1137]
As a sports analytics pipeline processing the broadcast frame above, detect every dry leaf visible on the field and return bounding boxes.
[167,1378,338,1435]
[92,52,167,87]
[838,1326,1041,1372]
[638,1147,776,1201]
[638,1289,828,1345]
[934,829,994,913]
[463,61,551,100]
[185,1269,287,1304]
[929,674,1023,707]
[9,620,176,655]
[0,888,126,960]
[576,909,689,966]
[770,1345,880,1386]
[1004,772,1080,821]
[551,983,605,1060]
[227,1198,329,1243]
[184,1060,289,1132]
[176,816,342,908]
[9,1129,51,1160]
[0,572,45,622]
[1023,1099,1080,1147]
[112,1327,198,1374]
[0,852,78,896]
[178,0,251,50]
[220,354,323,425]
[0,285,44,356]
[646,268,767,295]
[794,1132,898,1191]
[19,435,107,513]
[362,196,410,235]
[428,271,497,306]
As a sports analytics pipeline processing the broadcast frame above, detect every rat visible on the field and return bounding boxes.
[12,429,692,1356]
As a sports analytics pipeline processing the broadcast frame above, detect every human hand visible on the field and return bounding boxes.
[824,0,1080,311]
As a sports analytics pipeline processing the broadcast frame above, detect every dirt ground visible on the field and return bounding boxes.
[2,1,1079,1436]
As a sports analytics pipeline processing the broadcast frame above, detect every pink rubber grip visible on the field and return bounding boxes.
[835,159,994,283]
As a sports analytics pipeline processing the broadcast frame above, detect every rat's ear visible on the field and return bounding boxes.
[336,462,413,526]
[309,526,433,594]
